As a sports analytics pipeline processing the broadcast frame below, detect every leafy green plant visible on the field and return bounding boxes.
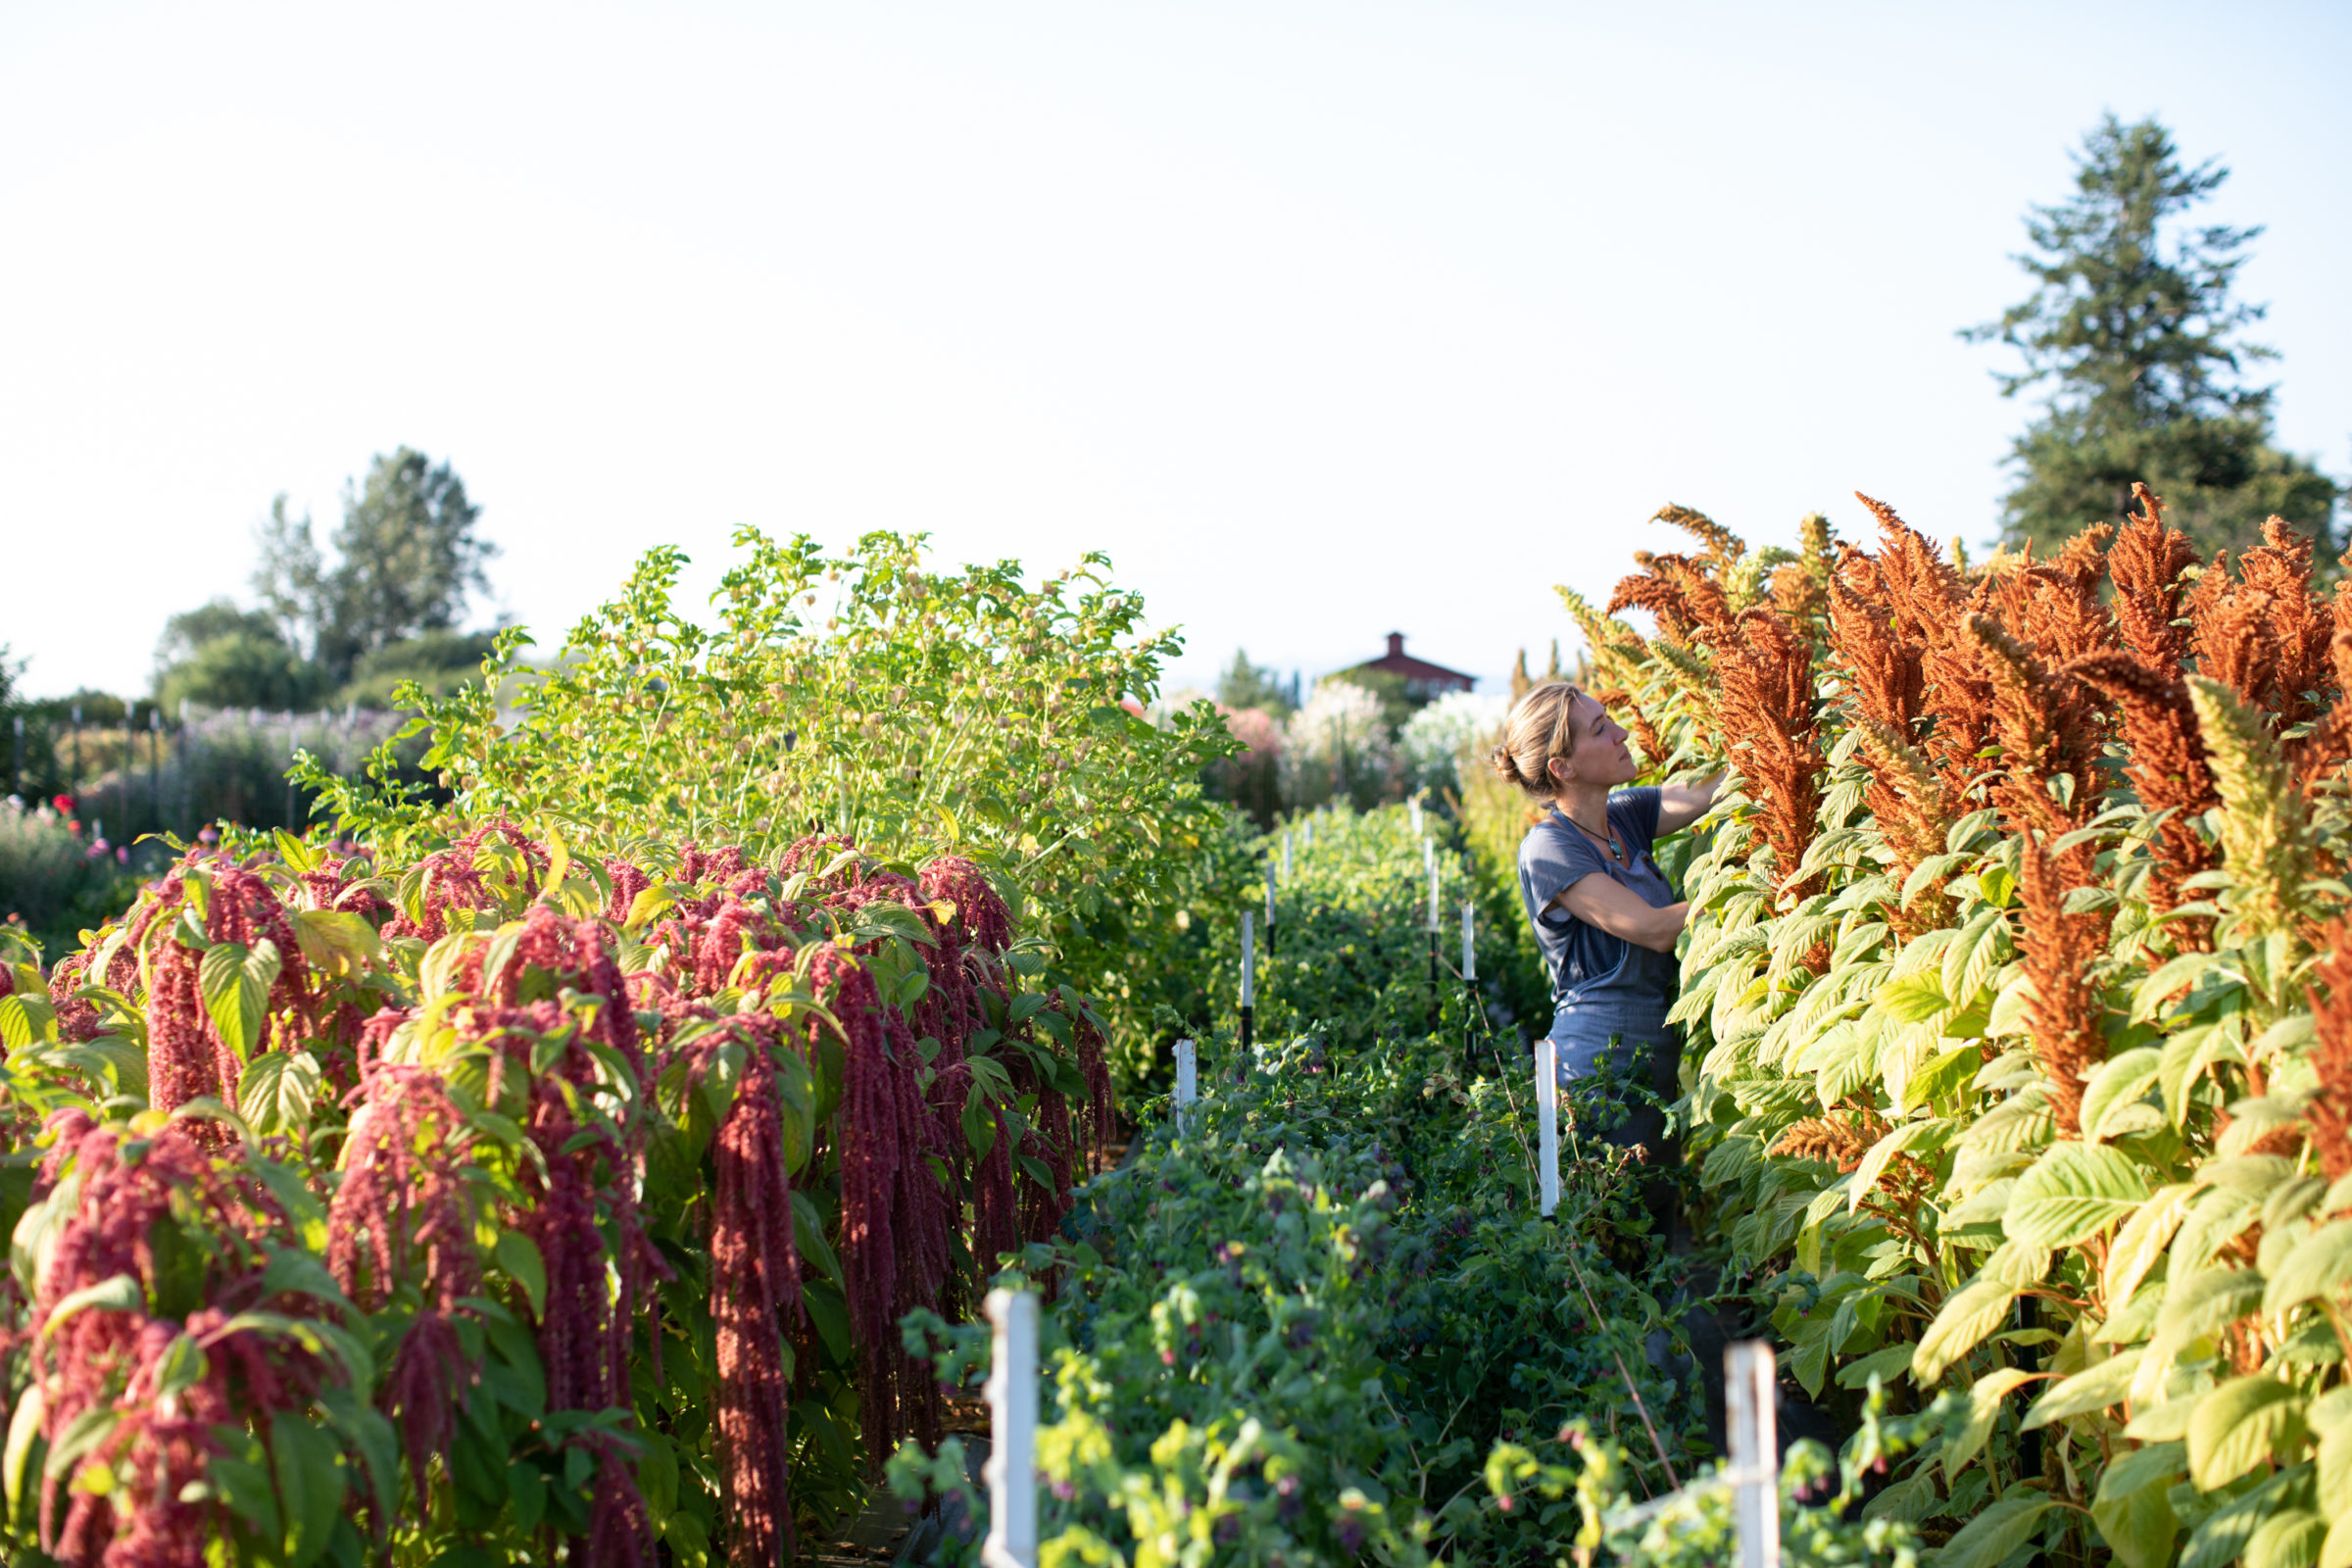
[303,529,1246,1086]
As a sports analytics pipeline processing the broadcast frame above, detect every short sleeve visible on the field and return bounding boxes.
[1610,786,1663,856]
[1519,819,1608,927]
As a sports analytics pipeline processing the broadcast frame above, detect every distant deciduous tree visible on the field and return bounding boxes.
[156,447,499,711]
[1966,114,2340,559]
[255,448,497,685]
[152,600,321,712]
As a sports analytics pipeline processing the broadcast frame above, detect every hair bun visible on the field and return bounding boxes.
[1488,741,1521,786]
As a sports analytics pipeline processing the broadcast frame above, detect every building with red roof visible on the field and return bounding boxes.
[1354,633,1475,700]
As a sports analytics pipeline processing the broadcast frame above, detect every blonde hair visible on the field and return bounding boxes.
[1490,680,1583,799]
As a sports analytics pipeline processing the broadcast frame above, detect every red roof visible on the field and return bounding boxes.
[1358,633,1474,691]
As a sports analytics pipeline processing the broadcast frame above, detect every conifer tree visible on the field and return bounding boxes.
[1967,115,2339,558]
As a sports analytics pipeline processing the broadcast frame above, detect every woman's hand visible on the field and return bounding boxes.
[1656,770,1725,837]
[1551,875,1689,954]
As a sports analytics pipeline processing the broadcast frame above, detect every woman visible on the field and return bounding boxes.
[1491,680,1720,1232]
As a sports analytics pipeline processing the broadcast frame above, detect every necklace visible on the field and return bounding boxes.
[1558,806,1624,863]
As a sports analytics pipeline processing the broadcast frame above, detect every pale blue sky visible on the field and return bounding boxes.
[4,1,2346,699]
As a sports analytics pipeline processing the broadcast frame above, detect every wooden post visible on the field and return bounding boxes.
[1426,863,1440,1032]
[1173,1037,1197,1121]
[1460,901,1479,1064]
[1726,1342,1780,1568]
[983,1289,1038,1568]
[2014,1296,2041,1482]
[1536,1039,1559,1216]
[1239,911,1254,1058]
[149,708,162,836]
[1264,860,1276,958]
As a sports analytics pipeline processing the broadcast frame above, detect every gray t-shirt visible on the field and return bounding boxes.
[1515,787,1676,1006]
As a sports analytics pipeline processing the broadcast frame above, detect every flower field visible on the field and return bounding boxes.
[4,490,2349,1568]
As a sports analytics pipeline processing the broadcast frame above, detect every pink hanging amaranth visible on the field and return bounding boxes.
[381,821,548,941]
[604,858,652,925]
[327,1064,481,1513]
[700,1012,801,1567]
[30,1123,328,1566]
[472,997,660,1568]
[144,869,315,1120]
[917,856,1015,958]
[294,855,392,920]
[143,934,212,1118]
[207,867,315,1034]
[43,949,101,1046]
[808,943,952,1466]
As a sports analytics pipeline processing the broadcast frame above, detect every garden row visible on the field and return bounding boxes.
[890,804,1934,1568]
[1567,493,2352,1568]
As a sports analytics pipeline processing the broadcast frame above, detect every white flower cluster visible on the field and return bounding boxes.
[1279,680,1393,805]
[1282,680,1389,766]
[1398,691,1506,790]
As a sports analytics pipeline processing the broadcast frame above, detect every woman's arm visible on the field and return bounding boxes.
[1655,771,1726,837]
[1550,876,1690,954]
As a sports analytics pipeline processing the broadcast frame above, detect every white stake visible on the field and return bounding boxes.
[1265,860,1276,930]
[1241,910,1255,1007]
[1427,862,1440,934]
[1461,901,1476,981]
[1281,831,1293,879]
[983,1289,1038,1568]
[1536,1040,1559,1217]
[1174,1037,1197,1112]
[1409,798,1422,834]
[1727,1342,1780,1568]
[1302,819,1313,850]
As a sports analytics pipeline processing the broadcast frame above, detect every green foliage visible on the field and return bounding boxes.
[1485,1382,1939,1568]
[154,603,325,712]
[891,804,1932,1566]
[899,1028,1708,1566]
[318,528,1246,1078]
[1966,114,2341,557]
[1200,803,1538,1057]
[336,630,502,710]
[1215,650,1298,719]
[0,801,150,957]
